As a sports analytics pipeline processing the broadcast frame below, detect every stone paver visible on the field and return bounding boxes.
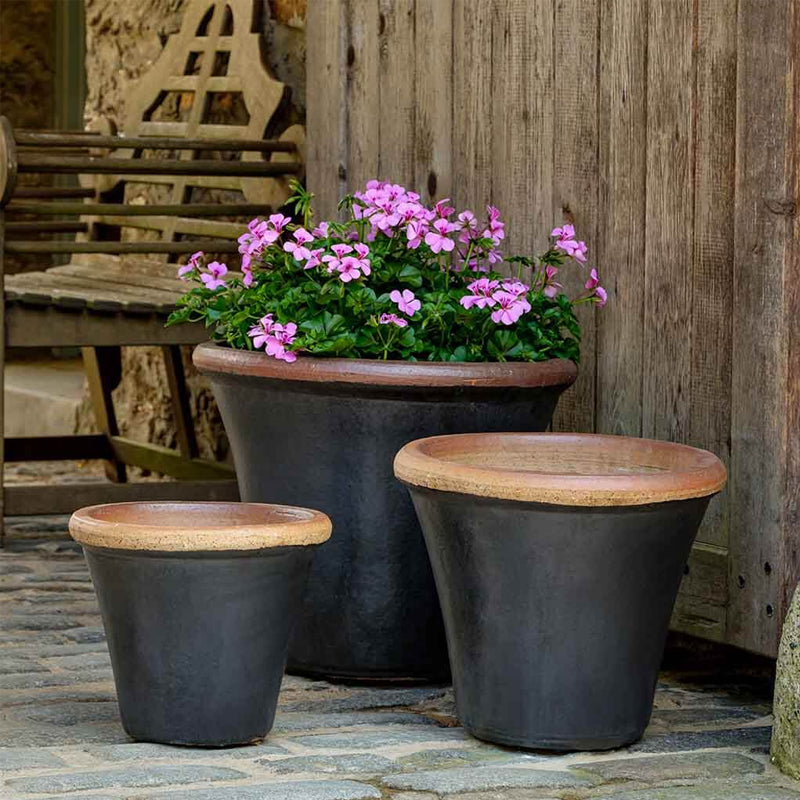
[1,516,800,800]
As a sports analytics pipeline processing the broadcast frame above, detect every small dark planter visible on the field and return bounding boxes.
[194,343,577,682]
[395,433,726,750]
[69,501,331,747]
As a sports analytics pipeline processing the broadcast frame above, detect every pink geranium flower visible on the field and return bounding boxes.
[312,221,329,238]
[177,250,204,279]
[268,213,291,233]
[585,268,600,290]
[265,322,298,362]
[200,261,228,290]
[460,278,500,309]
[406,219,427,249]
[322,243,354,274]
[283,228,314,261]
[304,248,324,270]
[490,290,532,325]
[434,198,454,219]
[542,266,563,298]
[501,280,529,297]
[247,314,275,349]
[389,289,421,317]
[379,313,408,328]
[425,219,456,253]
[594,286,608,306]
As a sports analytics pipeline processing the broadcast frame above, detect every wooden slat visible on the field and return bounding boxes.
[5,221,88,234]
[451,0,494,212]
[729,0,799,656]
[7,202,273,217]
[95,214,243,240]
[671,543,729,643]
[642,0,694,444]
[8,270,182,304]
[49,264,187,294]
[413,0,452,204]
[689,0,737,550]
[4,479,240,516]
[4,435,112,462]
[5,240,240,255]
[306,0,346,218]
[346,0,380,190]
[5,305,204,348]
[378,0,415,187]
[110,436,235,481]
[595,0,648,436]
[14,132,296,153]
[12,186,95,199]
[492,0,553,259]
[5,273,175,313]
[550,0,600,434]
[17,154,300,177]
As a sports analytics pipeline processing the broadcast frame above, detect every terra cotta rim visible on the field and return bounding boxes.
[193,341,578,388]
[69,501,332,551]
[394,433,727,507]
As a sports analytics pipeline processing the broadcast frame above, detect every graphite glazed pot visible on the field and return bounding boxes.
[193,342,577,682]
[394,433,726,750]
[69,501,331,747]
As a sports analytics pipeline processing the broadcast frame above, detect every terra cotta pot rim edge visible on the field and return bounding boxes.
[192,341,578,389]
[394,432,727,507]
[69,501,332,552]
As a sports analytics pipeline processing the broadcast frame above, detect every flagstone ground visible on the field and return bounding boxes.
[2,517,799,800]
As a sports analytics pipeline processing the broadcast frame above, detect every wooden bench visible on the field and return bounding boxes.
[0,0,304,537]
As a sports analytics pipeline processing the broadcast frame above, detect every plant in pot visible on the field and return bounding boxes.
[171,180,606,682]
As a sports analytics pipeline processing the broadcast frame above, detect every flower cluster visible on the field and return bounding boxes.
[169,179,606,364]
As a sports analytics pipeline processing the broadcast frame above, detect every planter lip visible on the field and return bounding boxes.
[394,432,727,507]
[192,341,578,389]
[69,501,332,552]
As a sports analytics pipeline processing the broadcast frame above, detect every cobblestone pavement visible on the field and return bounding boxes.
[2,518,800,800]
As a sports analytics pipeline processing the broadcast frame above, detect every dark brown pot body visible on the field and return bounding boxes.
[194,344,577,682]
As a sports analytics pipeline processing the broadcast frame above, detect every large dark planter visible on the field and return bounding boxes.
[395,433,726,750]
[69,501,331,746]
[194,342,577,682]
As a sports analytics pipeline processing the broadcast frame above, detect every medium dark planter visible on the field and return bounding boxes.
[395,433,726,750]
[194,342,577,682]
[69,501,331,746]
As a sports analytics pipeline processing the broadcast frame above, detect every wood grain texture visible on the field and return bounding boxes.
[729,0,798,655]
[690,0,737,550]
[307,0,346,217]
[346,0,381,190]
[378,0,416,186]
[550,0,600,434]
[413,0,452,203]
[595,0,647,437]
[491,0,553,259]
[451,0,494,212]
[642,0,694,443]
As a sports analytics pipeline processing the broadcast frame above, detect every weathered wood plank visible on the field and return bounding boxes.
[378,0,415,187]
[642,0,694,443]
[307,0,346,218]
[110,436,235,481]
[4,479,240,516]
[413,0,452,203]
[595,0,648,437]
[5,305,204,348]
[451,0,493,213]
[689,0,737,550]
[346,0,380,190]
[491,0,553,259]
[550,0,600,434]
[671,543,728,643]
[729,0,800,656]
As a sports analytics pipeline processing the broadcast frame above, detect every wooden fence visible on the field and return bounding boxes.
[306,0,799,657]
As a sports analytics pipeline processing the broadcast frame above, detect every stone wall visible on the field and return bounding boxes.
[80,0,306,465]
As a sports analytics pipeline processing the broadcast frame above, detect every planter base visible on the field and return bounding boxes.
[463,724,645,753]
